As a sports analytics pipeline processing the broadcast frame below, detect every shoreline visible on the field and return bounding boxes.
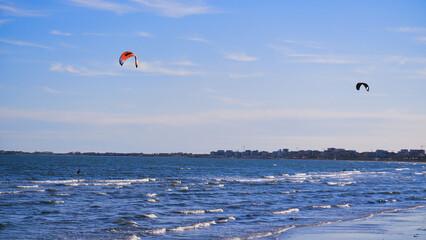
[1,153,425,163]
[280,206,426,240]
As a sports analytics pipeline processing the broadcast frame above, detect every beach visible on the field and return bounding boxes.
[282,206,426,240]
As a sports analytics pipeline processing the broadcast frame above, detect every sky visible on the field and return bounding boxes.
[0,0,425,153]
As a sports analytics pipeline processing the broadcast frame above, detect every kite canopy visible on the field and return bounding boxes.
[356,82,369,91]
[119,51,138,68]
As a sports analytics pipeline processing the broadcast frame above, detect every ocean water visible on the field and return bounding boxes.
[0,155,425,239]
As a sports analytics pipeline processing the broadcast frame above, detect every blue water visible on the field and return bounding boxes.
[0,155,425,239]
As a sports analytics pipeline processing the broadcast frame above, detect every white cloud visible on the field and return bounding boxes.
[49,63,119,77]
[70,0,132,14]
[50,30,72,36]
[131,0,214,18]
[284,39,323,49]
[229,72,263,79]
[180,36,208,43]
[416,36,426,44]
[388,27,426,33]
[1,108,425,127]
[83,32,111,37]
[172,60,198,66]
[0,38,51,49]
[289,55,359,64]
[226,53,258,62]
[0,19,11,26]
[0,4,42,17]
[200,88,263,107]
[41,87,60,94]
[140,61,201,76]
[137,31,153,37]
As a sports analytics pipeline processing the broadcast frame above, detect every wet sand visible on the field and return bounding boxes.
[282,206,426,240]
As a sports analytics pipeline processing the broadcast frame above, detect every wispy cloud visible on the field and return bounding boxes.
[289,55,359,64]
[172,60,198,66]
[41,87,60,94]
[50,30,72,36]
[0,4,43,17]
[416,36,426,44]
[0,19,11,26]
[83,32,111,37]
[268,44,358,64]
[70,0,132,14]
[1,107,425,127]
[0,38,51,49]
[140,61,201,76]
[226,53,258,62]
[180,36,209,43]
[388,27,426,33]
[137,31,153,37]
[229,72,263,79]
[131,0,214,18]
[201,88,262,107]
[49,63,118,77]
[284,39,323,49]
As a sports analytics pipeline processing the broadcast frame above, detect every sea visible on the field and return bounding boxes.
[0,155,425,239]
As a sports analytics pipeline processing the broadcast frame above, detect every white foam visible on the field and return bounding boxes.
[42,200,65,204]
[146,193,157,198]
[177,186,188,190]
[146,228,166,235]
[168,220,216,232]
[214,184,225,188]
[312,205,332,209]
[217,216,234,223]
[65,183,79,186]
[93,192,107,195]
[127,234,141,240]
[174,210,205,215]
[16,185,39,188]
[273,208,300,214]
[147,199,157,203]
[206,208,224,213]
[30,189,45,192]
[326,181,355,186]
[334,203,350,208]
[52,193,70,196]
[263,176,275,179]
[143,214,158,218]
[396,168,409,171]
[31,179,84,184]
[0,191,22,194]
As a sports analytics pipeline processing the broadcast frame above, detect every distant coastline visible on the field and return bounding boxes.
[1,148,425,162]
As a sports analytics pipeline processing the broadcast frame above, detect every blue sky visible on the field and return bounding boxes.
[1,0,425,153]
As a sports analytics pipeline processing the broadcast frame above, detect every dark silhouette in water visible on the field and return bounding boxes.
[77,169,81,175]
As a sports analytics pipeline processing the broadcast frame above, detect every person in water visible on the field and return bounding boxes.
[77,169,80,174]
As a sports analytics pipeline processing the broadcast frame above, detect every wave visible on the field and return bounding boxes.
[217,216,236,223]
[126,234,141,240]
[143,214,158,218]
[312,205,332,209]
[174,210,206,215]
[145,228,166,235]
[272,208,299,214]
[40,200,64,204]
[168,220,216,232]
[52,193,70,196]
[16,185,39,188]
[0,191,22,194]
[326,181,355,186]
[334,203,350,208]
